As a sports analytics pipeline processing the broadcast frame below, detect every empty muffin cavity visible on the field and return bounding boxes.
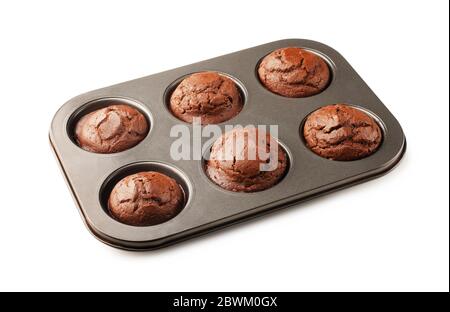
[301,104,384,161]
[165,71,247,124]
[100,162,191,226]
[67,98,151,153]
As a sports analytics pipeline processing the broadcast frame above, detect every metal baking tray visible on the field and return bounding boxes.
[49,39,406,250]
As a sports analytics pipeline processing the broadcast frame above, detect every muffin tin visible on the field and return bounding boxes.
[50,39,406,250]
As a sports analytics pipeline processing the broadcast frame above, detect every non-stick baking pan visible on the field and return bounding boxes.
[50,39,406,250]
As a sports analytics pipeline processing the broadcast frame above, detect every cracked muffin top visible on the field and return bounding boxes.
[108,171,184,226]
[303,104,382,161]
[258,47,330,97]
[205,127,287,192]
[169,71,243,124]
[75,104,148,153]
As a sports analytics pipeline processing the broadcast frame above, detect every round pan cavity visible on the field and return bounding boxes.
[164,71,248,124]
[99,162,192,226]
[256,47,335,98]
[66,97,152,153]
[201,130,292,193]
[300,103,385,161]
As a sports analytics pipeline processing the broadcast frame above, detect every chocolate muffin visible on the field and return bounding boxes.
[258,47,330,97]
[108,171,184,226]
[303,104,382,161]
[169,71,243,124]
[205,128,287,192]
[75,104,148,153]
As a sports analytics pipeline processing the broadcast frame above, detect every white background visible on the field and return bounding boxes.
[0,0,448,292]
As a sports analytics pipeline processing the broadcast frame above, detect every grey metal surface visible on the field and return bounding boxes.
[49,39,406,250]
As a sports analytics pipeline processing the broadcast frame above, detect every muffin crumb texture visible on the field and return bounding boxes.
[303,104,382,160]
